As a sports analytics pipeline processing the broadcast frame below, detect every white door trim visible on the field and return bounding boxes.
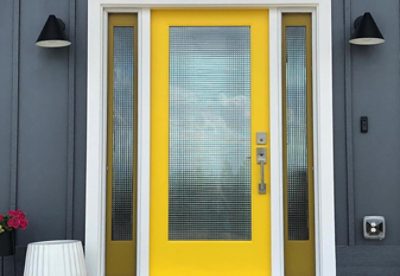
[136,9,151,276]
[269,8,285,276]
[85,2,335,276]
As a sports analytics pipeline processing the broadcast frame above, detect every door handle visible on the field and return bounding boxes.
[256,148,267,194]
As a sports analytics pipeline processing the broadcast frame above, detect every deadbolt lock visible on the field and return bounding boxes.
[256,132,267,145]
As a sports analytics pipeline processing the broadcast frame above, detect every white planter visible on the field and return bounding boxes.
[24,240,87,276]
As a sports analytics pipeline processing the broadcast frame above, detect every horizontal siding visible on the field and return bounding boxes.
[337,246,400,276]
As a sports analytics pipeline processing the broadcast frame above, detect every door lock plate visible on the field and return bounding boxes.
[256,148,266,164]
[256,132,267,145]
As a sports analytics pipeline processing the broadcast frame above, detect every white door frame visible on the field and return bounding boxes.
[85,1,335,276]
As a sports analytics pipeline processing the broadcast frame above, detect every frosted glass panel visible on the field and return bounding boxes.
[112,27,135,241]
[285,26,309,240]
[169,27,251,240]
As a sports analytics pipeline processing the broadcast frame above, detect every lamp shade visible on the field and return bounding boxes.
[24,240,87,276]
[36,15,71,48]
[349,12,385,45]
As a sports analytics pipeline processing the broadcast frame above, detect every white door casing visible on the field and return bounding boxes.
[85,1,335,276]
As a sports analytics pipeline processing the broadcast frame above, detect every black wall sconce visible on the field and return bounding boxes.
[36,15,71,48]
[349,12,385,45]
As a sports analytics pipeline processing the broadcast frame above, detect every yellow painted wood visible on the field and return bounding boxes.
[282,13,315,276]
[151,9,270,276]
[106,13,138,276]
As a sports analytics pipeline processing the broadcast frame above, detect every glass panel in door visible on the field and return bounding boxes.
[168,26,252,241]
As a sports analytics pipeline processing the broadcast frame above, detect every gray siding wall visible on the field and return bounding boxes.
[0,0,87,274]
[333,0,400,275]
[1,0,400,275]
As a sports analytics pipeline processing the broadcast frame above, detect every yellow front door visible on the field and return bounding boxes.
[151,9,270,276]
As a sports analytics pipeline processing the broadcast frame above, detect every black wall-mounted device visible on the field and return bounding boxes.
[360,116,368,133]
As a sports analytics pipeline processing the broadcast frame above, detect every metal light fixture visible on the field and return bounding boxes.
[349,12,385,45]
[36,15,71,48]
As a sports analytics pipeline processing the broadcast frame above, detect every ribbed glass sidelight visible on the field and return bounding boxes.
[285,26,309,240]
[111,26,135,241]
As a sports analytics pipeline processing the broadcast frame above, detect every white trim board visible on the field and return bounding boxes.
[136,9,151,276]
[85,2,335,276]
[269,8,285,276]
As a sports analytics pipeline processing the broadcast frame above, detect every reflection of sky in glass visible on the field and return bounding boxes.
[285,26,309,240]
[169,27,251,240]
[112,27,135,241]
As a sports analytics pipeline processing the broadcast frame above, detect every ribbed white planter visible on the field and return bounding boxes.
[24,240,87,276]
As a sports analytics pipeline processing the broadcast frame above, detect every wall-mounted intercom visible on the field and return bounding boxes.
[363,216,385,240]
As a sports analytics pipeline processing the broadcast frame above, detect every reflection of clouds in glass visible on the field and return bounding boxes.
[285,26,309,240]
[169,27,251,175]
[111,27,135,241]
[169,27,251,240]
[170,77,250,175]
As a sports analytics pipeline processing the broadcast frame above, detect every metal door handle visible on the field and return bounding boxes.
[256,148,267,194]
